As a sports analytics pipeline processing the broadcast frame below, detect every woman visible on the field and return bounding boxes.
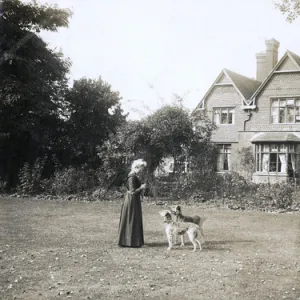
[118,159,147,247]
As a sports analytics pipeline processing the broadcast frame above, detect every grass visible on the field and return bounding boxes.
[1,196,300,300]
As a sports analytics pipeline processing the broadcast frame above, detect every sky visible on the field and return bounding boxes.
[35,0,300,119]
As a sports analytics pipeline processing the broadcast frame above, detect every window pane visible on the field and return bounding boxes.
[263,145,269,152]
[256,153,260,171]
[262,153,269,171]
[280,144,287,152]
[269,153,277,172]
[287,106,294,123]
[228,111,233,124]
[280,100,286,107]
[221,109,228,124]
[289,144,295,152]
[296,107,300,123]
[224,145,231,153]
[270,144,278,152]
[218,144,224,153]
[278,153,287,173]
[223,153,229,170]
[271,107,279,123]
[272,99,279,107]
[279,107,285,123]
[287,99,294,106]
[214,109,220,125]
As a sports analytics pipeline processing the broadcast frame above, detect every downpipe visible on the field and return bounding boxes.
[243,110,252,131]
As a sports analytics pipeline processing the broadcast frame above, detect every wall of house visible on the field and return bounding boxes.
[247,72,300,132]
[204,85,249,142]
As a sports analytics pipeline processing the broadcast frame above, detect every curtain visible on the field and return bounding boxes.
[214,111,220,125]
[217,154,223,171]
[291,154,296,172]
[279,154,287,173]
[262,154,269,172]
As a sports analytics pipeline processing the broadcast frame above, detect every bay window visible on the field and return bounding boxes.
[255,143,297,175]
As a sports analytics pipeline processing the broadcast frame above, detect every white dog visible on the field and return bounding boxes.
[159,210,203,252]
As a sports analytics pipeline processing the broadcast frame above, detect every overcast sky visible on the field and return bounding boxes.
[36,0,300,119]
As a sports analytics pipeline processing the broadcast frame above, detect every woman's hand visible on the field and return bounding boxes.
[140,183,147,190]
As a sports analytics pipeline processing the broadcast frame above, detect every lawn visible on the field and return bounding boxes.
[1,197,300,300]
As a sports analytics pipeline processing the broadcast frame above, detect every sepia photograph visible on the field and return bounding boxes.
[1,0,300,299]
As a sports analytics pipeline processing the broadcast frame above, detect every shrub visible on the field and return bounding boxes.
[0,180,8,193]
[48,166,98,195]
[254,183,294,209]
[17,157,47,195]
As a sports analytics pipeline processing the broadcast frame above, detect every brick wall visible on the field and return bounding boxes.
[196,71,300,182]
[205,85,248,142]
[247,73,300,132]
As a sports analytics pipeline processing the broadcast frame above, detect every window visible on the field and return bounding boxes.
[213,108,234,125]
[271,98,300,124]
[217,144,231,171]
[255,143,297,175]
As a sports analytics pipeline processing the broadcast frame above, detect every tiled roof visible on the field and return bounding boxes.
[224,69,262,100]
[250,132,300,143]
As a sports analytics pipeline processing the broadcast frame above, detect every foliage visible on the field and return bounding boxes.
[254,183,294,209]
[274,0,300,22]
[97,105,217,189]
[47,166,98,195]
[238,147,255,180]
[0,0,72,187]
[17,156,47,195]
[65,77,127,166]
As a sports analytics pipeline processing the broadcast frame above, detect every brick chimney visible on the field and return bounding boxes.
[256,38,280,82]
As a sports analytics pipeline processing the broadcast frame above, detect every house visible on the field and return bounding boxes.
[192,38,300,183]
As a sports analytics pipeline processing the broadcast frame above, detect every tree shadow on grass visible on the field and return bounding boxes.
[145,239,255,251]
[203,239,255,251]
[145,241,168,247]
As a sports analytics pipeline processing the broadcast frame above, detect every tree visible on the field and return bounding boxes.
[98,105,217,189]
[65,77,127,166]
[275,0,300,22]
[0,0,72,186]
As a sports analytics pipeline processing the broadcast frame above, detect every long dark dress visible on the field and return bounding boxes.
[118,173,144,247]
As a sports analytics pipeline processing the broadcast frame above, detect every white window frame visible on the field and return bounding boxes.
[255,143,297,174]
[213,107,235,125]
[271,98,300,124]
[216,144,232,172]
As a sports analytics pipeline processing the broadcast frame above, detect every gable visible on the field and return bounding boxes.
[192,69,262,114]
[216,73,231,84]
[251,51,300,102]
[276,56,299,71]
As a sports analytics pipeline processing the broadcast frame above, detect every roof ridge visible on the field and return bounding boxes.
[223,68,261,84]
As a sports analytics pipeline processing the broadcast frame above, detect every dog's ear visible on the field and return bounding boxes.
[177,205,181,211]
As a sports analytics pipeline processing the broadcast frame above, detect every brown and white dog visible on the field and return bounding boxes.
[171,205,206,246]
[159,210,202,252]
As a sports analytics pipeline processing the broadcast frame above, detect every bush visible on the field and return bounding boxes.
[48,166,98,195]
[17,157,47,195]
[0,180,8,193]
[254,183,294,209]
